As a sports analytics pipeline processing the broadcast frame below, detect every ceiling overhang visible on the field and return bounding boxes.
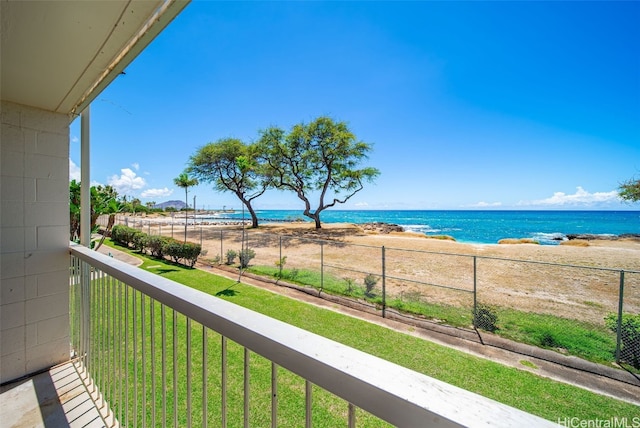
[1,0,190,118]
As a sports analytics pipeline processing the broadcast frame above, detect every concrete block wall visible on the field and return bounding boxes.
[1,101,70,384]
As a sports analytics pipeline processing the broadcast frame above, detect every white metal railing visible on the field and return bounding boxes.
[69,242,554,427]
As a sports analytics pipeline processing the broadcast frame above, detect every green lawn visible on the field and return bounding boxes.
[94,241,639,424]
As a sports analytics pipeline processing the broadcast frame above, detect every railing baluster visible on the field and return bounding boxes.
[151,297,157,428]
[305,380,312,428]
[118,280,123,425]
[271,362,278,428]
[133,289,138,427]
[125,284,129,425]
[112,276,116,422]
[244,347,250,428]
[221,336,227,428]
[187,318,192,428]
[162,304,167,428]
[202,325,208,428]
[142,293,146,428]
[348,403,356,428]
[173,310,178,428]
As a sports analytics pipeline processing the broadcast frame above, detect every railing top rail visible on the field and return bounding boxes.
[69,242,554,427]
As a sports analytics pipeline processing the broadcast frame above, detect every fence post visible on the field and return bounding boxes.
[279,236,283,279]
[171,222,174,239]
[382,246,386,318]
[473,256,477,328]
[320,242,324,292]
[616,270,625,364]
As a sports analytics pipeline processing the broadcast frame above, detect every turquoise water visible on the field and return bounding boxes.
[202,210,640,245]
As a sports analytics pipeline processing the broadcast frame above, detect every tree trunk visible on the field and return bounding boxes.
[313,215,322,229]
[184,188,188,242]
[94,214,115,251]
[246,202,259,228]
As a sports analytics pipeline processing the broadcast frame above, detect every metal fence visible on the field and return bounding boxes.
[102,215,640,369]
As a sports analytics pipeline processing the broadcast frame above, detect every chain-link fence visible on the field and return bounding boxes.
[102,215,640,369]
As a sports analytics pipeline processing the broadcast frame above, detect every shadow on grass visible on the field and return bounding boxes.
[154,268,180,275]
[216,284,239,297]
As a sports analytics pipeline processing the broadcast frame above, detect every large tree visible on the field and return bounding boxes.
[188,138,268,228]
[174,172,198,241]
[619,177,640,203]
[258,116,379,229]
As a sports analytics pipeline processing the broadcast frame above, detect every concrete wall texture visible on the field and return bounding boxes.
[1,101,71,383]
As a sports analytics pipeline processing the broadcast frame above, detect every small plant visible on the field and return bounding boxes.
[211,254,221,265]
[275,256,287,277]
[225,249,237,265]
[289,268,299,281]
[605,313,640,369]
[474,303,498,332]
[344,277,355,294]
[239,248,256,268]
[364,274,379,297]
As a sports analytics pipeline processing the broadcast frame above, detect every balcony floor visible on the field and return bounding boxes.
[0,361,108,428]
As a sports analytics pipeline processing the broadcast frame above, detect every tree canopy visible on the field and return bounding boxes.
[257,116,379,228]
[188,138,268,228]
[618,177,640,203]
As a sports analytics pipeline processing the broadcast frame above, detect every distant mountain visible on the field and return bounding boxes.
[155,200,186,210]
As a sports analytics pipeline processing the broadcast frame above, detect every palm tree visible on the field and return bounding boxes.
[174,172,198,241]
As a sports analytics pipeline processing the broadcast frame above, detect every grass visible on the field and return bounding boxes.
[90,240,639,423]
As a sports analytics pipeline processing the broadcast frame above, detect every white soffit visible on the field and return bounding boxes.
[0,0,189,117]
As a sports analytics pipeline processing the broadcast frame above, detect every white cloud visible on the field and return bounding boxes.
[465,201,503,208]
[141,187,173,199]
[519,186,620,207]
[132,162,140,171]
[69,159,81,181]
[108,168,146,195]
[71,136,79,143]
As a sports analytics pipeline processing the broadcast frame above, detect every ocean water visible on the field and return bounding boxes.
[201,210,640,245]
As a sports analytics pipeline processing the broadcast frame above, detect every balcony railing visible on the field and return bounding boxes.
[69,243,554,427]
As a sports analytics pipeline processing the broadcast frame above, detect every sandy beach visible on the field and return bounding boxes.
[118,216,640,326]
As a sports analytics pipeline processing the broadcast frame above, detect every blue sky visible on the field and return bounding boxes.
[70,1,640,211]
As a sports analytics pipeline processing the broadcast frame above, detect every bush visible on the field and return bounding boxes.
[225,249,237,265]
[164,238,184,263]
[131,231,147,252]
[111,224,138,247]
[181,242,202,267]
[146,235,168,258]
[239,248,256,268]
[364,274,379,297]
[605,313,640,369]
[474,304,499,332]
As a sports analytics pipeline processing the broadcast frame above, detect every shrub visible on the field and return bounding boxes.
[364,274,379,297]
[111,224,138,247]
[474,304,499,332]
[181,242,202,267]
[164,238,184,263]
[225,249,237,265]
[605,313,640,369]
[131,231,147,252]
[146,235,167,258]
[239,248,256,268]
